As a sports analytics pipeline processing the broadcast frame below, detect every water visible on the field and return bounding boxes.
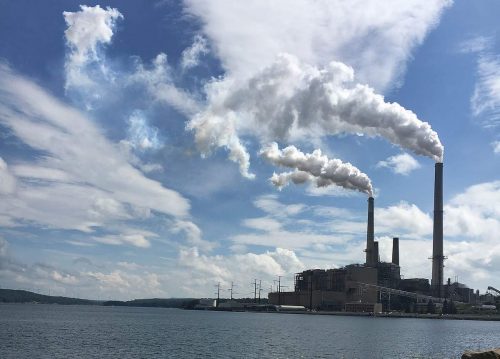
[1,304,499,358]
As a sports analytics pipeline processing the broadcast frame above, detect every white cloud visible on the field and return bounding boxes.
[129,53,201,116]
[377,202,433,237]
[471,53,500,126]
[63,7,201,116]
[444,181,500,238]
[184,0,451,92]
[233,195,355,250]
[0,157,16,194]
[253,194,306,218]
[493,141,500,154]
[170,220,216,252]
[376,153,421,175]
[117,261,141,270]
[188,54,443,178]
[232,230,348,250]
[87,270,130,288]
[243,217,282,232]
[124,110,163,151]
[92,232,154,248]
[51,270,79,285]
[181,34,209,70]
[0,237,8,257]
[12,164,73,182]
[63,5,123,91]
[178,246,305,293]
[458,36,492,54]
[3,177,500,298]
[0,64,190,235]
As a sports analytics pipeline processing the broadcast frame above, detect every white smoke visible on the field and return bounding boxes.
[188,54,444,177]
[261,142,373,196]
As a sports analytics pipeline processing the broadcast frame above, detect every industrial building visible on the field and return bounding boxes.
[269,163,478,312]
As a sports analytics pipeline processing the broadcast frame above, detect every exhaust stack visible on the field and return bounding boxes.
[392,237,399,266]
[374,241,379,265]
[431,163,444,298]
[365,197,376,267]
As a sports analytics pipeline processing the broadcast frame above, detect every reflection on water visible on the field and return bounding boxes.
[1,304,499,358]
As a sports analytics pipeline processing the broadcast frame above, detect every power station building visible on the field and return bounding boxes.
[269,163,474,311]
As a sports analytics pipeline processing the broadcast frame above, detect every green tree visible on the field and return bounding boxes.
[442,299,448,314]
[427,299,435,314]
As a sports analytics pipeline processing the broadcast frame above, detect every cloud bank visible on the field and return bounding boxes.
[184,0,451,91]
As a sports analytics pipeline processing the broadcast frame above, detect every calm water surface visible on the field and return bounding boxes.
[1,304,499,358]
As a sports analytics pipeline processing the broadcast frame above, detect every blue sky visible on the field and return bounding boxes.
[0,0,499,300]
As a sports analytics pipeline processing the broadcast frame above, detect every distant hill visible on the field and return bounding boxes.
[0,289,98,305]
[0,289,268,308]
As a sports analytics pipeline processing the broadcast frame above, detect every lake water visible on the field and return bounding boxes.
[1,304,499,358]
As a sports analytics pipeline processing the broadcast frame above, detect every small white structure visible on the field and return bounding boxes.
[275,305,307,312]
[195,298,217,309]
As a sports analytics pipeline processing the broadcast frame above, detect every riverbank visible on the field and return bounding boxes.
[268,309,500,321]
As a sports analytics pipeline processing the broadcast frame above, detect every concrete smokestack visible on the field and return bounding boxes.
[374,241,379,265]
[392,237,399,266]
[365,197,376,267]
[431,162,444,298]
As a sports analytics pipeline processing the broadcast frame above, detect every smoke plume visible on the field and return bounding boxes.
[188,54,444,177]
[261,142,373,196]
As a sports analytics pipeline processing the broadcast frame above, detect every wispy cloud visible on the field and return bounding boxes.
[460,36,500,127]
[180,34,209,71]
[458,36,492,54]
[376,153,421,175]
[471,54,500,126]
[0,65,190,234]
[493,141,500,154]
[124,110,163,151]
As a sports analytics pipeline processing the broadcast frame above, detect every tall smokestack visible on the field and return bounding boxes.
[431,163,444,298]
[392,237,399,266]
[365,197,375,266]
[374,241,379,265]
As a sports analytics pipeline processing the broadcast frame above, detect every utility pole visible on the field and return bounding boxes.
[278,276,282,305]
[215,282,220,307]
[258,280,262,304]
[229,282,235,301]
[309,274,313,311]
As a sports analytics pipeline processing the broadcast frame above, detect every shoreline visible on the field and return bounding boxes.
[264,310,500,321]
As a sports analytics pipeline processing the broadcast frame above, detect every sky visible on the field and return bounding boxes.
[0,0,499,300]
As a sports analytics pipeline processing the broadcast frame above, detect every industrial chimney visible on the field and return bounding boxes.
[431,163,444,298]
[365,197,376,267]
[392,237,399,266]
[374,241,379,265]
